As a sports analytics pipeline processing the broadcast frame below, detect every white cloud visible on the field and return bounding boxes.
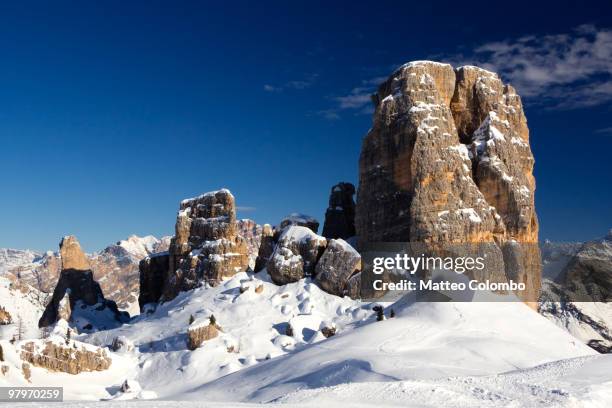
[263,84,281,92]
[263,74,318,93]
[594,126,612,135]
[325,76,387,119]
[451,24,612,109]
[316,109,341,120]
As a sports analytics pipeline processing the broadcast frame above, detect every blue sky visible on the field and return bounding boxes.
[1,0,611,252]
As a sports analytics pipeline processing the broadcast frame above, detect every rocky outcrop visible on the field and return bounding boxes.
[39,236,127,329]
[187,317,221,350]
[355,61,541,302]
[236,219,263,270]
[20,338,111,374]
[279,214,320,234]
[139,189,251,308]
[166,189,249,295]
[138,252,170,310]
[315,239,361,296]
[322,182,356,240]
[254,224,274,272]
[0,306,12,325]
[267,226,327,285]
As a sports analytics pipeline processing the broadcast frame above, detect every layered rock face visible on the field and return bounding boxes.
[139,189,250,308]
[20,339,111,375]
[39,236,127,329]
[355,61,541,301]
[166,189,250,296]
[322,182,356,240]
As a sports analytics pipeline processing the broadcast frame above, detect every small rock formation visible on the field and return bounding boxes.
[254,224,274,272]
[110,336,134,352]
[321,325,336,338]
[187,317,221,350]
[139,189,250,308]
[279,213,320,234]
[22,362,31,381]
[315,239,361,296]
[38,236,127,329]
[267,226,327,285]
[355,61,541,302]
[236,219,263,270]
[322,183,356,240]
[0,306,12,325]
[20,339,111,374]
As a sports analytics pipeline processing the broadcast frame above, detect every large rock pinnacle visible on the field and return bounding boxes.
[355,61,541,302]
[39,236,127,329]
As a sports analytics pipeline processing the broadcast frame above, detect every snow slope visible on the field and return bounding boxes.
[181,298,595,403]
[277,354,612,408]
[3,353,612,408]
[72,271,370,399]
[0,276,46,340]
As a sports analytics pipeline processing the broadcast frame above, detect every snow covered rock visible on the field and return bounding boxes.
[187,316,221,350]
[315,239,361,296]
[138,189,250,308]
[354,61,541,304]
[19,336,111,374]
[267,226,327,285]
[38,236,127,330]
[279,213,320,234]
[322,182,356,240]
